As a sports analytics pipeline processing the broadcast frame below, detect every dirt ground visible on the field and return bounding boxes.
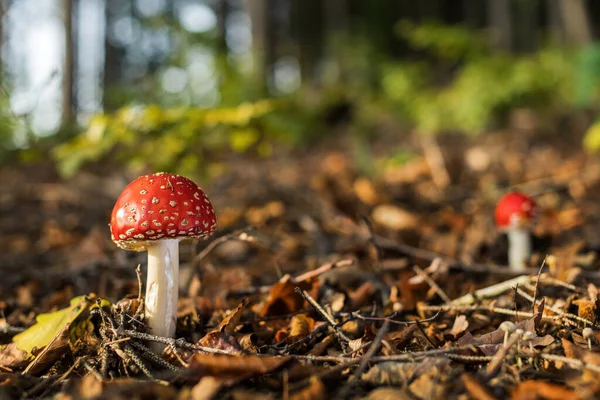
[3,128,600,399]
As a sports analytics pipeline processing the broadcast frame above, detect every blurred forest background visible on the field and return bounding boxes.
[0,0,599,181]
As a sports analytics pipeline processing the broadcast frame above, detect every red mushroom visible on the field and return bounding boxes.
[110,173,216,345]
[494,192,536,272]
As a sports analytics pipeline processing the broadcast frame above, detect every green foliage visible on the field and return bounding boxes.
[382,22,576,135]
[576,43,600,107]
[52,100,278,179]
[396,20,487,61]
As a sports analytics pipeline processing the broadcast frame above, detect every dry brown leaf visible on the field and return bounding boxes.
[260,275,318,317]
[365,387,412,400]
[460,373,495,400]
[289,376,326,400]
[383,325,417,350]
[362,358,449,387]
[0,343,28,369]
[409,370,446,400]
[288,314,315,342]
[308,334,335,356]
[450,315,469,337]
[24,321,71,375]
[371,204,418,231]
[189,376,224,400]
[197,332,243,355]
[188,354,290,380]
[212,299,249,334]
[573,299,596,322]
[511,380,581,400]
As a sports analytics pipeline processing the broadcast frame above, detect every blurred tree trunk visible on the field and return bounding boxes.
[488,0,512,51]
[463,0,486,28]
[245,0,275,94]
[514,0,539,52]
[546,0,564,43]
[0,1,5,85]
[216,0,229,54]
[62,0,76,125]
[558,0,591,45]
[324,0,347,33]
[294,0,322,85]
[103,0,126,111]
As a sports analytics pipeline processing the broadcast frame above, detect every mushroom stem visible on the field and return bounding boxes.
[145,239,180,347]
[507,227,531,272]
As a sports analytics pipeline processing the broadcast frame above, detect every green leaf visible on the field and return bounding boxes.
[12,296,109,357]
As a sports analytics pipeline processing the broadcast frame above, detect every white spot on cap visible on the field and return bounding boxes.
[170,200,177,207]
[152,197,159,204]
[140,189,147,195]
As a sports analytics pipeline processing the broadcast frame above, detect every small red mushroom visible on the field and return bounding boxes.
[494,192,536,271]
[110,173,216,345]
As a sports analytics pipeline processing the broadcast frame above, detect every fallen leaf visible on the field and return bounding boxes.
[461,373,495,400]
[197,332,243,355]
[13,296,89,355]
[511,380,581,400]
[450,315,469,337]
[0,343,28,369]
[261,275,317,317]
[372,204,418,231]
[187,354,290,381]
[212,299,249,334]
[289,376,326,400]
[366,387,412,400]
[287,314,315,342]
[189,376,224,400]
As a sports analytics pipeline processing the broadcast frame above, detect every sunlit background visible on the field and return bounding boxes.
[0,0,599,179]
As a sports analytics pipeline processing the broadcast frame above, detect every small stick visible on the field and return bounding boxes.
[123,330,237,354]
[361,216,384,271]
[294,259,354,283]
[450,275,534,306]
[128,340,181,372]
[531,256,548,311]
[539,353,600,374]
[414,264,452,304]
[337,320,390,399]
[295,287,353,345]
[348,309,442,327]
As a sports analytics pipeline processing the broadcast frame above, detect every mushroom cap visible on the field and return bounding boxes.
[494,192,536,229]
[110,172,217,251]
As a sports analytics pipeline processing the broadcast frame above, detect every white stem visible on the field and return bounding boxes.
[507,227,531,272]
[145,239,180,348]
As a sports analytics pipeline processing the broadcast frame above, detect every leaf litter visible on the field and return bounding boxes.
[3,133,600,398]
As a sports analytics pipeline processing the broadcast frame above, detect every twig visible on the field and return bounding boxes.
[294,259,354,282]
[230,259,355,296]
[295,287,353,345]
[539,353,600,374]
[414,264,452,303]
[337,320,390,398]
[531,256,548,311]
[419,304,562,322]
[450,275,534,306]
[123,330,237,354]
[361,216,384,271]
[193,226,256,265]
[348,309,442,327]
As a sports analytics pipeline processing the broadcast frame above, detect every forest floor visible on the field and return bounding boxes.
[2,126,600,399]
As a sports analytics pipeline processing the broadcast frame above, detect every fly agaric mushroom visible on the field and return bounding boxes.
[110,173,216,344]
[494,192,536,272]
